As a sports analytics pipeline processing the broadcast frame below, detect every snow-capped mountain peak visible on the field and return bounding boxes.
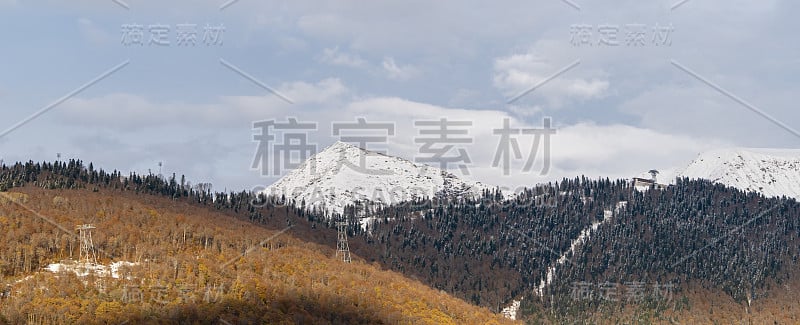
[675,148,800,200]
[265,141,497,216]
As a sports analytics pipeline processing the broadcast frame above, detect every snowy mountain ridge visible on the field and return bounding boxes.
[673,148,800,200]
[264,141,499,216]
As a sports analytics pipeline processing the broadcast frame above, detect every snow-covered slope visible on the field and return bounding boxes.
[265,141,498,216]
[675,148,800,200]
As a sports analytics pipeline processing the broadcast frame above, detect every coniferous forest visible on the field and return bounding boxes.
[1,160,799,323]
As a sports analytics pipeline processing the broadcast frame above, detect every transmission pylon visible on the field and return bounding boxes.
[76,224,98,264]
[335,220,351,263]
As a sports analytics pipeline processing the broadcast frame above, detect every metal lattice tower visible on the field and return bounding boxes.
[76,224,97,264]
[335,221,351,263]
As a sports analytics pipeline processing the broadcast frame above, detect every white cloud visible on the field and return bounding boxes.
[493,50,609,108]
[549,122,725,175]
[59,78,350,130]
[295,96,723,188]
[381,57,419,81]
[317,48,420,81]
[619,81,800,147]
[282,0,569,56]
[319,47,368,69]
[447,88,482,108]
[507,104,544,118]
[46,74,736,192]
[66,131,237,188]
[278,78,349,103]
[7,0,794,192]
[55,72,730,189]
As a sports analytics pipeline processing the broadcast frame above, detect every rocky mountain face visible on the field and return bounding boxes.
[675,148,800,200]
[264,141,497,216]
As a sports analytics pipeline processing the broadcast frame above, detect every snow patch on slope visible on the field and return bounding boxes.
[501,298,522,320]
[676,148,800,200]
[45,261,138,279]
[10,261,138,290]
[535,205,617,298]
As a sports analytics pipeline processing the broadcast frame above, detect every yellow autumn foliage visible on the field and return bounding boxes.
[0,187,517,324]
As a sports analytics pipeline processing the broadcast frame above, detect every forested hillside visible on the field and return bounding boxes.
[0,161,513,324]
[2,160,799,323]
[356,177,800,323]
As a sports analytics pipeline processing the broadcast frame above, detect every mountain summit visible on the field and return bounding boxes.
[264,141,496,216]
[675,148,800,200]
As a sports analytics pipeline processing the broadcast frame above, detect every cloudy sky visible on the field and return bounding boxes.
[0,0,797,192]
